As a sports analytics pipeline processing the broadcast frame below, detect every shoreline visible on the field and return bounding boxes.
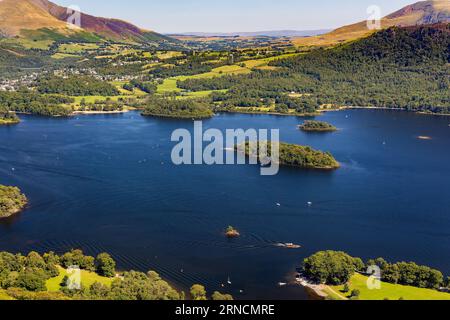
[293,273,348,301]
[219,106,450,118]
[72,110,130,115]
[293,274,329,300]
[0,201,28,220]
[321,106,450,116]
[9,106,450,120]
[220,110,320,117]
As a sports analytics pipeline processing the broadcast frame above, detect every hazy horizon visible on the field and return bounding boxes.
[52,0,418,33]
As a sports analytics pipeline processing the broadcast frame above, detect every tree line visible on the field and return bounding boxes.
[302,251,449,290]
[142,96,214,119]
[37,76,120,96]
[0,89,73,116]
[0,249,232,300]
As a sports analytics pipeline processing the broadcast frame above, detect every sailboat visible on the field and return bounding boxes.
[227,276,232,285]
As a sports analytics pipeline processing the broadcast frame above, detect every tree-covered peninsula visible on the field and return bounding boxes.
[0,249,233,300]
[0,185,27,218]
[142,96,214,119]
[237,142,340,170]
[0,107,20,125]
[299,120,337,132]
[300,250,450,300]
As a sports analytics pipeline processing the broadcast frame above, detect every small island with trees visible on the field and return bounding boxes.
[237,141,340,170]
[142,96,214,119]
[225,226,240,238]
[0,107,20,125]
[299,120,337,132]
[0,185,28,218]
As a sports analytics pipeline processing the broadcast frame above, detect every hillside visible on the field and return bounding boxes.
[0,0,172,44]
[0,0,68,36]
[293,0,450,47]
[29,0,173,43]
[178,24,449,114]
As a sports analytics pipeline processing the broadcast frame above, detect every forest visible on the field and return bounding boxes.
[0,89,73,116]
[142,96,214,119]
[36,76,120,96]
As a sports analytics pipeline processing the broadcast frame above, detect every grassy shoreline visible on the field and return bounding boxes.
[297,273,450,300]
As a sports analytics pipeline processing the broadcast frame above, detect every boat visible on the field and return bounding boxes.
[278,282,287,287]
[227,277,232,285]
[274,243,302,249]
[285,243,301,249]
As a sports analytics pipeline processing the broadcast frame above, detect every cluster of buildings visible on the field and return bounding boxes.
[0,73,38,91]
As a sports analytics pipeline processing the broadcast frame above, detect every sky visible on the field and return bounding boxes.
[53,0,418,33]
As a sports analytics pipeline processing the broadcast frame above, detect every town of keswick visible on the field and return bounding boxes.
[0,0,449,313]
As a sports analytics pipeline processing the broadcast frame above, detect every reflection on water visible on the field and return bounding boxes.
[0,110,449,299]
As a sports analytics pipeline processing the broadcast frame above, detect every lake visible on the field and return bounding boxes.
[0,110,449,299]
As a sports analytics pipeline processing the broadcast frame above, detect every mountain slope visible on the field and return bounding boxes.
[0,0,173,43]
[0,0,68,36]
[293,0,450,47]
[28,0,173,43]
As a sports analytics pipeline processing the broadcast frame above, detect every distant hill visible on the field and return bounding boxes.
[293,0,450,46]
[168,30,331,38]
[0,0,173,44]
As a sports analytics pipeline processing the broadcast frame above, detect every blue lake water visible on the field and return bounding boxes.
[0,110,449,299]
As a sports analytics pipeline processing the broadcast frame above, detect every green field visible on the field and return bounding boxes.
[156,51,184,60]
[0,265,114,300]
[176,89,227,99]
[70,93,144,105]
[46,266,113,292]
[156,65,248,94]
[157,79,183,93]
[157,77,226,98]
[243,53,302,69]
[51,53,80,60]
[2,37,53,50]
[156,53,300,95]
[58,43,100,53]
[330,274,450,300]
